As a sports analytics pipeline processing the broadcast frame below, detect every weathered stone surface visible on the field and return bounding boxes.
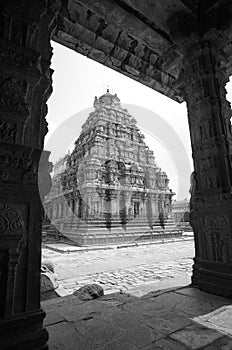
[124,323,162,348]
[174,294,228,317]
[169,324,224,349]
[54,3,183,102]
[44,310,65,327]
[142,291,188,315]
[42,285,232,349]
[175,287,232,309]
[74,318,124,348]
[100,336,138,350]
[73,284,104,300]
[144,311,191,335]
[57,300,111,323]
[148,338,188,350]
[0,0,59,348]
[46,321,85,350]
[175,287,231,302]
[44,295,84,312]
[201,336,232,350]
[99,291,137,304]
[179,41,232,298]
[54,0,232,104]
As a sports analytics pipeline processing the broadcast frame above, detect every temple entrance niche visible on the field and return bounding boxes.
[134,202,140,218]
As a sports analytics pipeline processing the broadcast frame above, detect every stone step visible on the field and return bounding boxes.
[42,215,182,246]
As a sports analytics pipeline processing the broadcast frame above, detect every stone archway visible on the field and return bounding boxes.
[1,1,232,349]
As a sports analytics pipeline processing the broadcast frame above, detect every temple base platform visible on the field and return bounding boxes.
[42,217,182,246]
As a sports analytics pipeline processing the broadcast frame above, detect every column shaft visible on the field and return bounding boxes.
[182,43,232,297]
[0,1,60,348]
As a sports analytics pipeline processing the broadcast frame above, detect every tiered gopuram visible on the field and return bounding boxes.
[43,90,180,245]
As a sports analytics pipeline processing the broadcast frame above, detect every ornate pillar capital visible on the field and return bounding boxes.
[174,40,230,98]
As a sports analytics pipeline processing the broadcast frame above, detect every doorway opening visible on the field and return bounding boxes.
[40,40,194,301]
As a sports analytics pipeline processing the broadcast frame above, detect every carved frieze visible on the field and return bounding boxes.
[206,215,228,229]
[192,212,232,263]
[0,145,44,185]
[0,74,29,115]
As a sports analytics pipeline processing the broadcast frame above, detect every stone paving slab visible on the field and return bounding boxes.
[143,311,192,335]
[169,323,224,349]
[43,286,232,350]
[174,294,231,317]
[43,310,65,327]
[200,336,232,350]
[175,287,232,303]
[193,305,232,337]
[100,335,138,350]
[143,338,188,349]
[47,321,84,350]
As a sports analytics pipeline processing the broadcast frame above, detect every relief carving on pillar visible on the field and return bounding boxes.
[0,120,17,143]
[0,0,60,339]
[198,155,219,191]
[211,233,228,263]
[0,203,26,316]
[190,211,232,264]
[0,72,30,145]
[206,215,228,229]
[0,203,24,238]
[205,215,231,263]
[195,121,212,142]
[205,173,218,189]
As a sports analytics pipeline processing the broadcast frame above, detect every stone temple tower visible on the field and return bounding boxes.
[43,90,180,245]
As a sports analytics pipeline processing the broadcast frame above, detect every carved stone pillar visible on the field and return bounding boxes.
[0,1,60,349]
[180,42,232,297]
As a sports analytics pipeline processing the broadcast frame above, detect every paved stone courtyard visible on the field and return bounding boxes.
[42,237,194,295]
[43,286,232,350]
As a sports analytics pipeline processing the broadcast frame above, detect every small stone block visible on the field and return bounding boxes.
[73,284,104,301]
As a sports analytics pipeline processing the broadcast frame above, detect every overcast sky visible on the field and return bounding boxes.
[45,41,232,200]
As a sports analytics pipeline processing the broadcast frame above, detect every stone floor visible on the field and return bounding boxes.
[42,237,194,295]
[43,285,232,350]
